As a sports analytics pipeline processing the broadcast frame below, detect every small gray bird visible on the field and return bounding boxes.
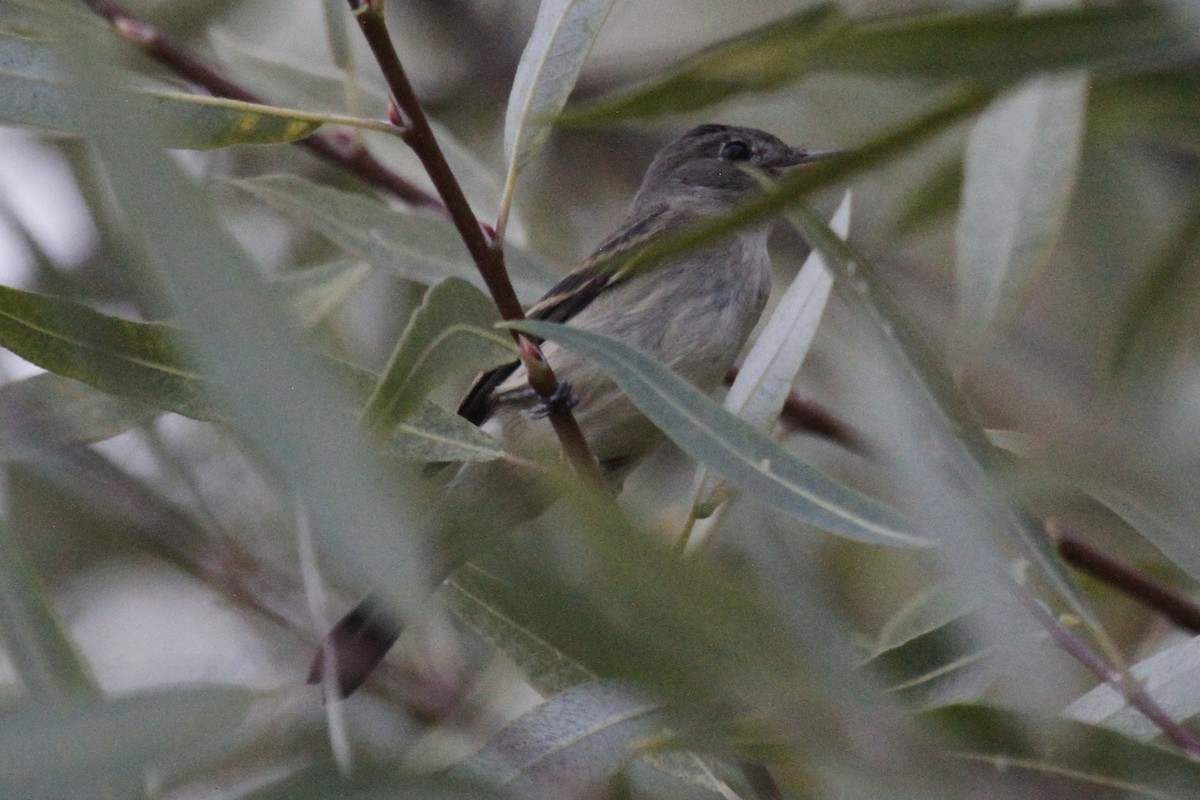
[313,124,835,694]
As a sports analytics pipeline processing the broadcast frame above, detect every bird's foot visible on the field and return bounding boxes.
[528,382,579,419]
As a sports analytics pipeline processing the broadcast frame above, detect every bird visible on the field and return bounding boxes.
[311,123,837,695]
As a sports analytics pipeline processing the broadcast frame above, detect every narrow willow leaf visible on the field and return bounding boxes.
[0,283,218,421]
[510,319,924,548]
[231,175,557,300]
[0,372,157,458]
[444,563,597,696]
[927,704,1200,798]
[387,401,504,463]
[0,686,252,791]
[566,4,1186,123]
[503,0,615,193]
[956,55,1086,350]
[60,25,435,625]
[464,681,664,792]
[1085,483,1200,587]
[0,26,335,148]
[0,519,98,705]
[784,204,1097,628]
[1064,635,1200,740]
[689,192,848,525]
[272,258,374,329]
[210,32,511,221]
[364,277,513,431]
[869,580,992,711]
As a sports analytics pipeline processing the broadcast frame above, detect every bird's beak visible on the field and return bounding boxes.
[782,147,843,167]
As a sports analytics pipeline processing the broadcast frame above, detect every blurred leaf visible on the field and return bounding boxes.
[874,582,980,656]
[927,704,1200,798]
[273,258,374,329]
[0,23,340,148]
[1085,483,1200,588]
[0,686,252,793]
[59,25,437,624]
[386,401,504,463]
[0,518,98,705]
[0,284,497,462]
[230,175,557,301]
[689,193,847,525]
[445,563,597,696]
[784,203,1096,627]
[209,32,510,219]
[478,489,820,726]
[567,4,1187,123]
[244,764,517,800]
[463,680,665,796]
[1090,71,1200,153]
[1110,205,1200,379]
[0,283,218,420]
[955,69,1086,350]
[502,0,616,212]
[510,319,924,548]
[1064,635,1200,740]
[0,372,157,458]
[364,277,513,432]
[866,597,993,709]
[893,157,962,234]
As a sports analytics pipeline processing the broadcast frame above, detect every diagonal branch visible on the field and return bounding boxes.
[80,0,444,213]
[345,0,602,483]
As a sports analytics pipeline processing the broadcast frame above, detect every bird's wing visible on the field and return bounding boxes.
[455,204,673,425]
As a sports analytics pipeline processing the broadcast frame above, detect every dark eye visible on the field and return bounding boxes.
[719,140,751,161]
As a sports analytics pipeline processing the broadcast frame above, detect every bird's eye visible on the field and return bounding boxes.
[719,140,752,161]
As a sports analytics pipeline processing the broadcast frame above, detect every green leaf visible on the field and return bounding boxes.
[0,283,218,421]
[509,319,924,549]
[0,22,332,148]
[689,193,847,526]
[209,32,510,220]
[463,681,664,792]
[386,401,504,463]
[503,0,616,196]
[0,372,158,458]
[567,4,1188,123]
[272,258,374,329]
[444,563,597,696]
[230,175,557,301]
[1064,635,1200,740]
[783,203,1097,627]
[0,518,98,706]
[865,592,993,709]
[926,704,1200,798]
[59,23,436,624]
[364,277,513,432]
[1084,483,1200,588]
[0,686,252,792]
[955,69,1086,351]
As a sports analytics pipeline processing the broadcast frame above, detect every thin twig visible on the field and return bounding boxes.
[345,0,602,483]
[1052,524,1200,633]
[1012,580,1200,758]
[80,0,444,213]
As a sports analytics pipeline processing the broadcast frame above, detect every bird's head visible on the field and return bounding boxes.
[631,123,835,216]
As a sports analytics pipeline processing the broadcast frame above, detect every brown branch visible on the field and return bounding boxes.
[1013,579,1200,758]
[80,0,444,213]
[1052,524,1200,634]
[346,0,602,483]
